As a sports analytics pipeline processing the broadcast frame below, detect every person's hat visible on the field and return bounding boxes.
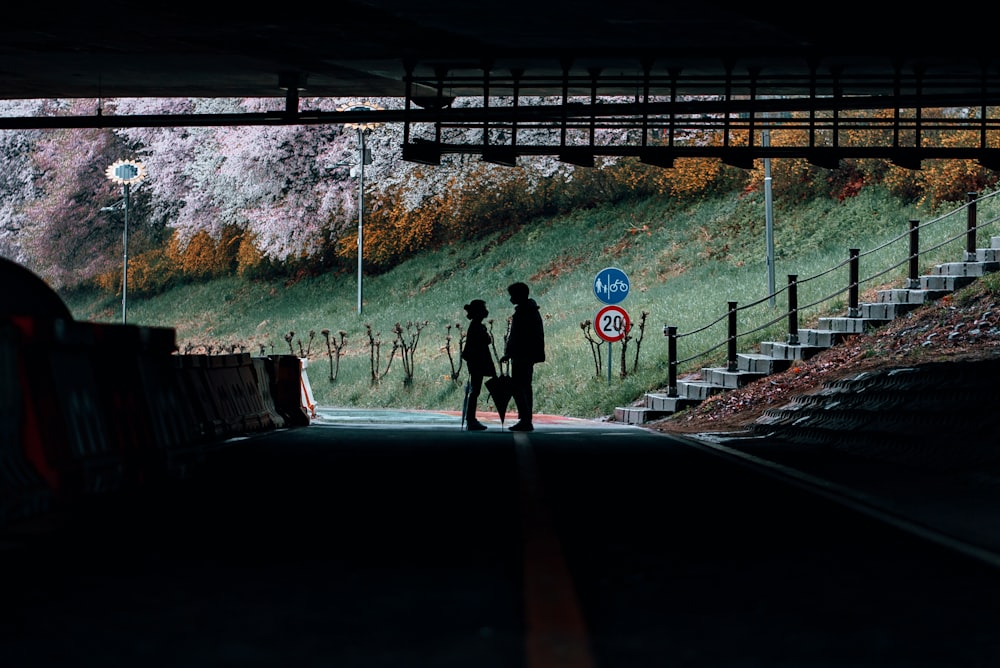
[464,299,488,316]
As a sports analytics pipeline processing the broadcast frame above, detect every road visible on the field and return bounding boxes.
[3,410,999,667]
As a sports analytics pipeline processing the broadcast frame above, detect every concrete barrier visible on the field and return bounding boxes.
[12,317,123,501]
[251,356,286,430]
[229,353,273,433]
[0,258,306,529]
[270,355,311,427]
[174,352,294,437]
[207,354,247,435]
[300,358,317,420]
[173,354,227,440]
[0,321,53,529]
[0,311,306,530]
[90,323,203,484]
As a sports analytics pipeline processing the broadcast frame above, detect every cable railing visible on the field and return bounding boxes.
[662,190,1000,397]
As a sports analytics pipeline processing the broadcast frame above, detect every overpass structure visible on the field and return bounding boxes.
[4,2,1000,167]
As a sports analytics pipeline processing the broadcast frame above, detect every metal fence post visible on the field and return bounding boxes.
[664,325,678,397]
[907,219,920,289]
[848,248,860,317]
[786,274,799,345]
[966,191,979,260]
[727,301,738,371]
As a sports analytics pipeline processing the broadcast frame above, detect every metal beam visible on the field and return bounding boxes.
[6,93,1000,165]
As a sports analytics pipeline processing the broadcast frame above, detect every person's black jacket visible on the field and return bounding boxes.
[462,321,497,377]
[504,299,545,364]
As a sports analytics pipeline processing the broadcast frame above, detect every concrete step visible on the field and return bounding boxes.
[645,392,703,412]
[877,288,950,304]
[701,366,767,389]
[676,379,728,401]
[737,352,794,374]
[614,405,668,424]
[799,328,849,348]
[976,248,1000,262]
[817,315,890,334]
[857,301,921,320]
[615,383,721,423]
[920,274,979,291]
[759,340,831,360]
[930,260,1000,277]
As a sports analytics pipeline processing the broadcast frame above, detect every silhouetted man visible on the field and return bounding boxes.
[500,281,545,431]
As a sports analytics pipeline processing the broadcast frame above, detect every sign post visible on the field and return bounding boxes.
[593,264,631,383]
[594,304,630,382]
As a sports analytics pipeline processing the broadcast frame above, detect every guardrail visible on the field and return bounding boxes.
[662,190,1000,396]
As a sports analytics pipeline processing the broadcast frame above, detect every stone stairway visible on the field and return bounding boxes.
[614,236,1000,425]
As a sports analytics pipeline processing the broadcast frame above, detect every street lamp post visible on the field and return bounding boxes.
[763,129,775,306]
[122,183,131,323]
[104,159,147,324]
[339,102,382,315]
[357,127,366,315]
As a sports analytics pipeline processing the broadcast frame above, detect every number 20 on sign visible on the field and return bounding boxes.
[595,304,630,343]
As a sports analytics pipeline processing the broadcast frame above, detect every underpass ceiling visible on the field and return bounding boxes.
[3,2,999,102]
[5,2,1000,165]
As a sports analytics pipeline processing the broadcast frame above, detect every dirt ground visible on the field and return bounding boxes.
[643,282,1000,436]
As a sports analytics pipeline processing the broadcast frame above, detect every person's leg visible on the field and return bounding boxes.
[509,361,534,430]
[466,374,487,429]
[523,362,535,419]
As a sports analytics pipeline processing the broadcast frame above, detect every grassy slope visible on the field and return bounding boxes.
[64,185,981,419]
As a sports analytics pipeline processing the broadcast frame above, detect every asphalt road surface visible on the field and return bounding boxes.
[3,410,999,667]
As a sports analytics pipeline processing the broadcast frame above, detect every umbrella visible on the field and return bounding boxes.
[485,373,515,430]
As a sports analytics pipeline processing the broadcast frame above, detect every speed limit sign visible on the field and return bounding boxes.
[594,304,630,342]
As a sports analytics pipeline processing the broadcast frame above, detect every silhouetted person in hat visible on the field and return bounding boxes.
[500,282,545,431]
[461,299,496,430]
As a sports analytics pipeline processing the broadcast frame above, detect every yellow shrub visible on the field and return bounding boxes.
[125,247,174,295]
[93,269,119,295]
[235,231,266,276]
[165,226,242,279]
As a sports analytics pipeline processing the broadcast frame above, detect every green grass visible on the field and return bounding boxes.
[60,185,1000,419]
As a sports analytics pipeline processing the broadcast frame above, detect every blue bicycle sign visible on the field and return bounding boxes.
[593,267,630,305]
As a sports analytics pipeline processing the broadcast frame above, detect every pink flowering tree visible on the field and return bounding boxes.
[17,100,138,287]
[0,100,48,264]
[2,92,691,286]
